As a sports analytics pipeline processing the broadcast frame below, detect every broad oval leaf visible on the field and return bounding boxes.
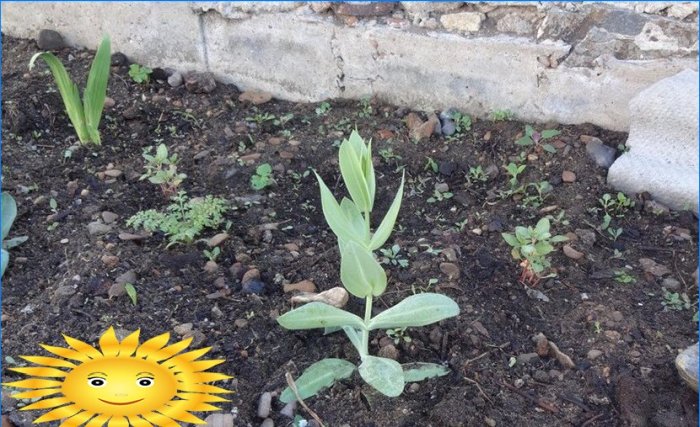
[501,232,519,247]
[534,217,550,236]
[368,293,459,330]
[277,302,365,331]
[315,172,357,244]
[340,241,387,298]
[2,192,18,240]
[340,197,369,245]
[359,356,404,397]
[339,138,371,212]
[280,358,356,404]
[402,362,450,383]
[540,129,561,139]
[369,173,404,251]
[1,248,9,277]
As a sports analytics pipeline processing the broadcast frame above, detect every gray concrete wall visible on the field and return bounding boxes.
[2,2,697,131]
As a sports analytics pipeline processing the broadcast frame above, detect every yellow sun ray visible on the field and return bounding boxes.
[21,396,71,411]
[147,337,192,362]
[141,411,180,427]
[98,327,120,357]
[126,415,151,427]
[7,327,232,427]
[107,415,128,427]
[11,388,62,399]
[3,378,63,389]
[117,330,140,357]
[34,403,82,423]
[40,344,92,362]
[9,366,67,378]
[135,332,170,358]
[62,335,103,359]
[60,410,94,427]
[20,355,76,368]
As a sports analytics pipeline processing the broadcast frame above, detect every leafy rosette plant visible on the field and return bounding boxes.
[277,130,460,401]
[29,35,111,146]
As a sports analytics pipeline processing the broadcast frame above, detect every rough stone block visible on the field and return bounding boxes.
[204,13,340,101]
[440,12,485,33]
[1,3,205,71]
[608,69,699,212]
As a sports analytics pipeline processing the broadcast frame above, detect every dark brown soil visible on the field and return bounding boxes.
[1,35,697,427]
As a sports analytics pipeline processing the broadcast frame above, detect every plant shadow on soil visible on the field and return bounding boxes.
[1,36,698,427]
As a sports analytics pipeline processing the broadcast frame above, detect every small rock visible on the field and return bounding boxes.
[549,369,564,381]
[184,72,216,94]
[333,2,394,16]
[111,52,128,66]
[122,106,141,120]
[514,378,525,388]
[435,182,449,193]
[378,343,399,360]
[104,97,116,108]
[575,229,596,247]
[438,161,457,176]
[442,247,458,262]
[87,221,112,236]
[484,417,496,427]
[104,169,123,178]
[207,233,229,247]
[532,333,549,357]
[675,343,698,391]
[517,353,540,364]
[639,258,671,277]
[533,370,549,383]
[203,261,219,274]
[174,323,193,336]
[408,383,420,393]
[440,262,460,280]
[118,232,148,241]
[239,90,272,105]
[604,330,621,342]
[280,401,296,418]
[562,245,584,260]
[585,138,616,168]
[661,277,681,291]
[486,217,503,232]
[101,255,119,268]
[183,330,206,347]
[115,270,136,285]
[168,71,183,87]
[108,282,126,299]
[611,311,624,322]
[233,319,248,329]
[204,413,234,427]
[242,268,260,284]
[37,29,65,50]
[548,341,575,369]
[283,280,316,293]
[561,170,576,183]
[101,211,119,224]
[260,419,274,427]
[440,118,456,136]
[242,279,266,295]
[258,392,272,418]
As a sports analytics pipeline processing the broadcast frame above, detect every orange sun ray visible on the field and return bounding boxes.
[9,366,67,378]
[21,396,72,411]
[40,344,92,362]
[176,392,229,403]
[135,332,170,358]
[126,415,152,427]
[34,403,82,423]
[161,347,211,369]
[62,335,103,359]
[147,337,192,362]
[157,402,206,424]
[186,359,226,373]
[117,330,140,357]
[98,327,120,357]
[59,410,95,427]
[11,388,62,399]
[84,413,109,427]
[141,411,180,427]
[20,355,76,369]
[106,415,128,427]
[3,378,63,389]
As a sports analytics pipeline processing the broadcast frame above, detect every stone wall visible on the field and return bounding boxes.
[2,2,697,130]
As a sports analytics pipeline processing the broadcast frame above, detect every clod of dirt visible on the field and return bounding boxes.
[587,349,604,360]
[203,261,219,274]
[562,170,576,183]
[36,29,65,50]
[616,374,651,427]
[115,270,136,285]
[378,343,399,360]
[440,262,460,280]
[283,280,316,293]
[639,258,671,277]
[184,72,216,94]
[532,333,549,357]
[242,279,266,295]
[207,232,229,247]
[548,341,575,369]
[87,221,112,236]
[174,323,193,336]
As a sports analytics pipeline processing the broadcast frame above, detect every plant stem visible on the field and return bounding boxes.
[361,295,373,357]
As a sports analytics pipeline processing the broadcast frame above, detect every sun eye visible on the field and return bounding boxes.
[137,378,154,387]
[88,378,106,387]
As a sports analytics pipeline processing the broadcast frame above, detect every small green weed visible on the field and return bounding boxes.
[251,163,274,190]
[515,125,560,153]
[128,64,152,83]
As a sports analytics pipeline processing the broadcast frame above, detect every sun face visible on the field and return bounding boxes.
[3,327,232,426]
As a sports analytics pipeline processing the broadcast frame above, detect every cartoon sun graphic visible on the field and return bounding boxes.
[3,327,232,426]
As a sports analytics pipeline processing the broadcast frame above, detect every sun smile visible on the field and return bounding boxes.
[98,398,144,406]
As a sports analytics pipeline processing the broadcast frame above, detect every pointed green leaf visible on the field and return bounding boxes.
[339,138,371,212]
[501,233,519,247]
[340,241,387,298]
[340,198,369,245]
[83,35,111,145]
[2,192,18,240]
[540,129,561,139]
[402,363,450,382]
[542,143,557,153]
[365,138,376,210]
[315,172,356,243]
[359,356,404,397]
[368,173,404,251]
[534,218,550,235]
[4,236,28,249]
[277,302,365,331]
[525,125,535,137]
[550,235,569,243]
[514,226,529,242]
[534,241,553,255]
[368,293,459,330]
[29,52,89,144]
[280,358,356,404]
[515,136,533,146]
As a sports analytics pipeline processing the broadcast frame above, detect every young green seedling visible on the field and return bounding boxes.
[250,163,274,190]
[515,125,560,153]
[277,130,459,401]
[29,35,110,146]
[128,64,152,84]
[140,144,187,197]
